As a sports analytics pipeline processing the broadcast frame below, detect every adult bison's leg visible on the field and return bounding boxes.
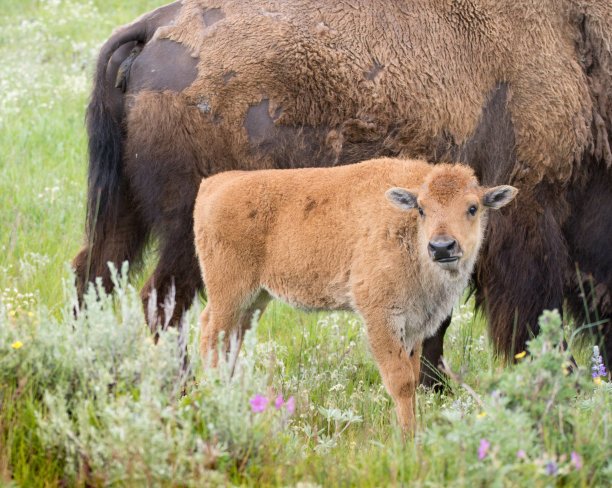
[564,161,612,369]
[475,183,569,359]
[420,315,452,390]
[73,187,149,302]
[125,91,208,331]
[141,219,203,331]
[73,1,186,304]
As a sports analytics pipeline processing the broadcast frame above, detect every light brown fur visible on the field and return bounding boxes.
[193,158,517,432]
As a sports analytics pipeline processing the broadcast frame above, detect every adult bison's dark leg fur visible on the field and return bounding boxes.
[73,188,149,301]
[141,223,203,333]
[564,159,612,369]
[475,183,570,358]
[125,91,208,331]
[420,315,452,390]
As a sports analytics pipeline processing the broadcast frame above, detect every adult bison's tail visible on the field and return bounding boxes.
[85,22,151,238]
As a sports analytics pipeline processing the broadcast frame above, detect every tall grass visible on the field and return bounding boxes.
[1,1,610,486]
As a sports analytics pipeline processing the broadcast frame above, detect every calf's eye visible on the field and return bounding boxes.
[418,206,424,217]
[468,205,478,216]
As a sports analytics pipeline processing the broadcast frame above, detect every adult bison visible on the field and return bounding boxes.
[73,0,612,382]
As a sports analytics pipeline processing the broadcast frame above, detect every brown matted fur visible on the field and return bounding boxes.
[193,158,517,431]
[73,0,612,381]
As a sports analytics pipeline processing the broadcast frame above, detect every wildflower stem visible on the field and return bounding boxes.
[439,357,486,410]
[541,382,560,423]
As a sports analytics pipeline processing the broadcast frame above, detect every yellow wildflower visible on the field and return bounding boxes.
[593,377,603,386]
[562,362,570,376]
[515,351,527,359]
[9,310,16,317]
[11,341,23,349]
[27,311,35,317]
[477,412,487,419]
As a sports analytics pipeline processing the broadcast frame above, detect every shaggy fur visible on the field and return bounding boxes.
[194,158,516,431]
[73,0,612,376]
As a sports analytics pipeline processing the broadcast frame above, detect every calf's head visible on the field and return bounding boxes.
[386,164,518,274]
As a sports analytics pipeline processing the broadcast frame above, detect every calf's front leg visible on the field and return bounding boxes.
[363,309,421,434]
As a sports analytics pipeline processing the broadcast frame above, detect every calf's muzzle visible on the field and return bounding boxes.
[428,234,462,263]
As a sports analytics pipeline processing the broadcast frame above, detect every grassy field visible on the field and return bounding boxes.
[1,1,610,486]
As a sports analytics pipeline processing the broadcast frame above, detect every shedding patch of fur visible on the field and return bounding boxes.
[568,0,612,168]
[155,1,226,56]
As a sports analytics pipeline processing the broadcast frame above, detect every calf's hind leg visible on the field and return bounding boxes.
[200,289,271,367]
[361,308,421,434]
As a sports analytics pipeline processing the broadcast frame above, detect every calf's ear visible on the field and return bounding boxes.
[385,187,418,210]
[482,185,518,209]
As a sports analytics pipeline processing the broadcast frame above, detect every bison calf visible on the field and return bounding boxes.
[194,158,517,432]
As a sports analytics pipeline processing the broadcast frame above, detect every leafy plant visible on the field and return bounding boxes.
[417,309,610,486]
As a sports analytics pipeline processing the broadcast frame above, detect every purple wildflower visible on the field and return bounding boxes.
[249,394,268,412]
[591,346,607,378]
[545,461,558,476]
[285,396,295,414]
[571,452,582,470]
[517,449,526,459]
[478,438,490,460]
[274,393,284,409]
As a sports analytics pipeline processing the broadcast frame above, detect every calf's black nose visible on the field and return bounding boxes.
[428,236,459,261]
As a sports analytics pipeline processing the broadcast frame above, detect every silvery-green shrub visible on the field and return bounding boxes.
[1,263,294,485]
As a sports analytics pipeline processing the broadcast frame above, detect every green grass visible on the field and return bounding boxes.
[1,1,611,486]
